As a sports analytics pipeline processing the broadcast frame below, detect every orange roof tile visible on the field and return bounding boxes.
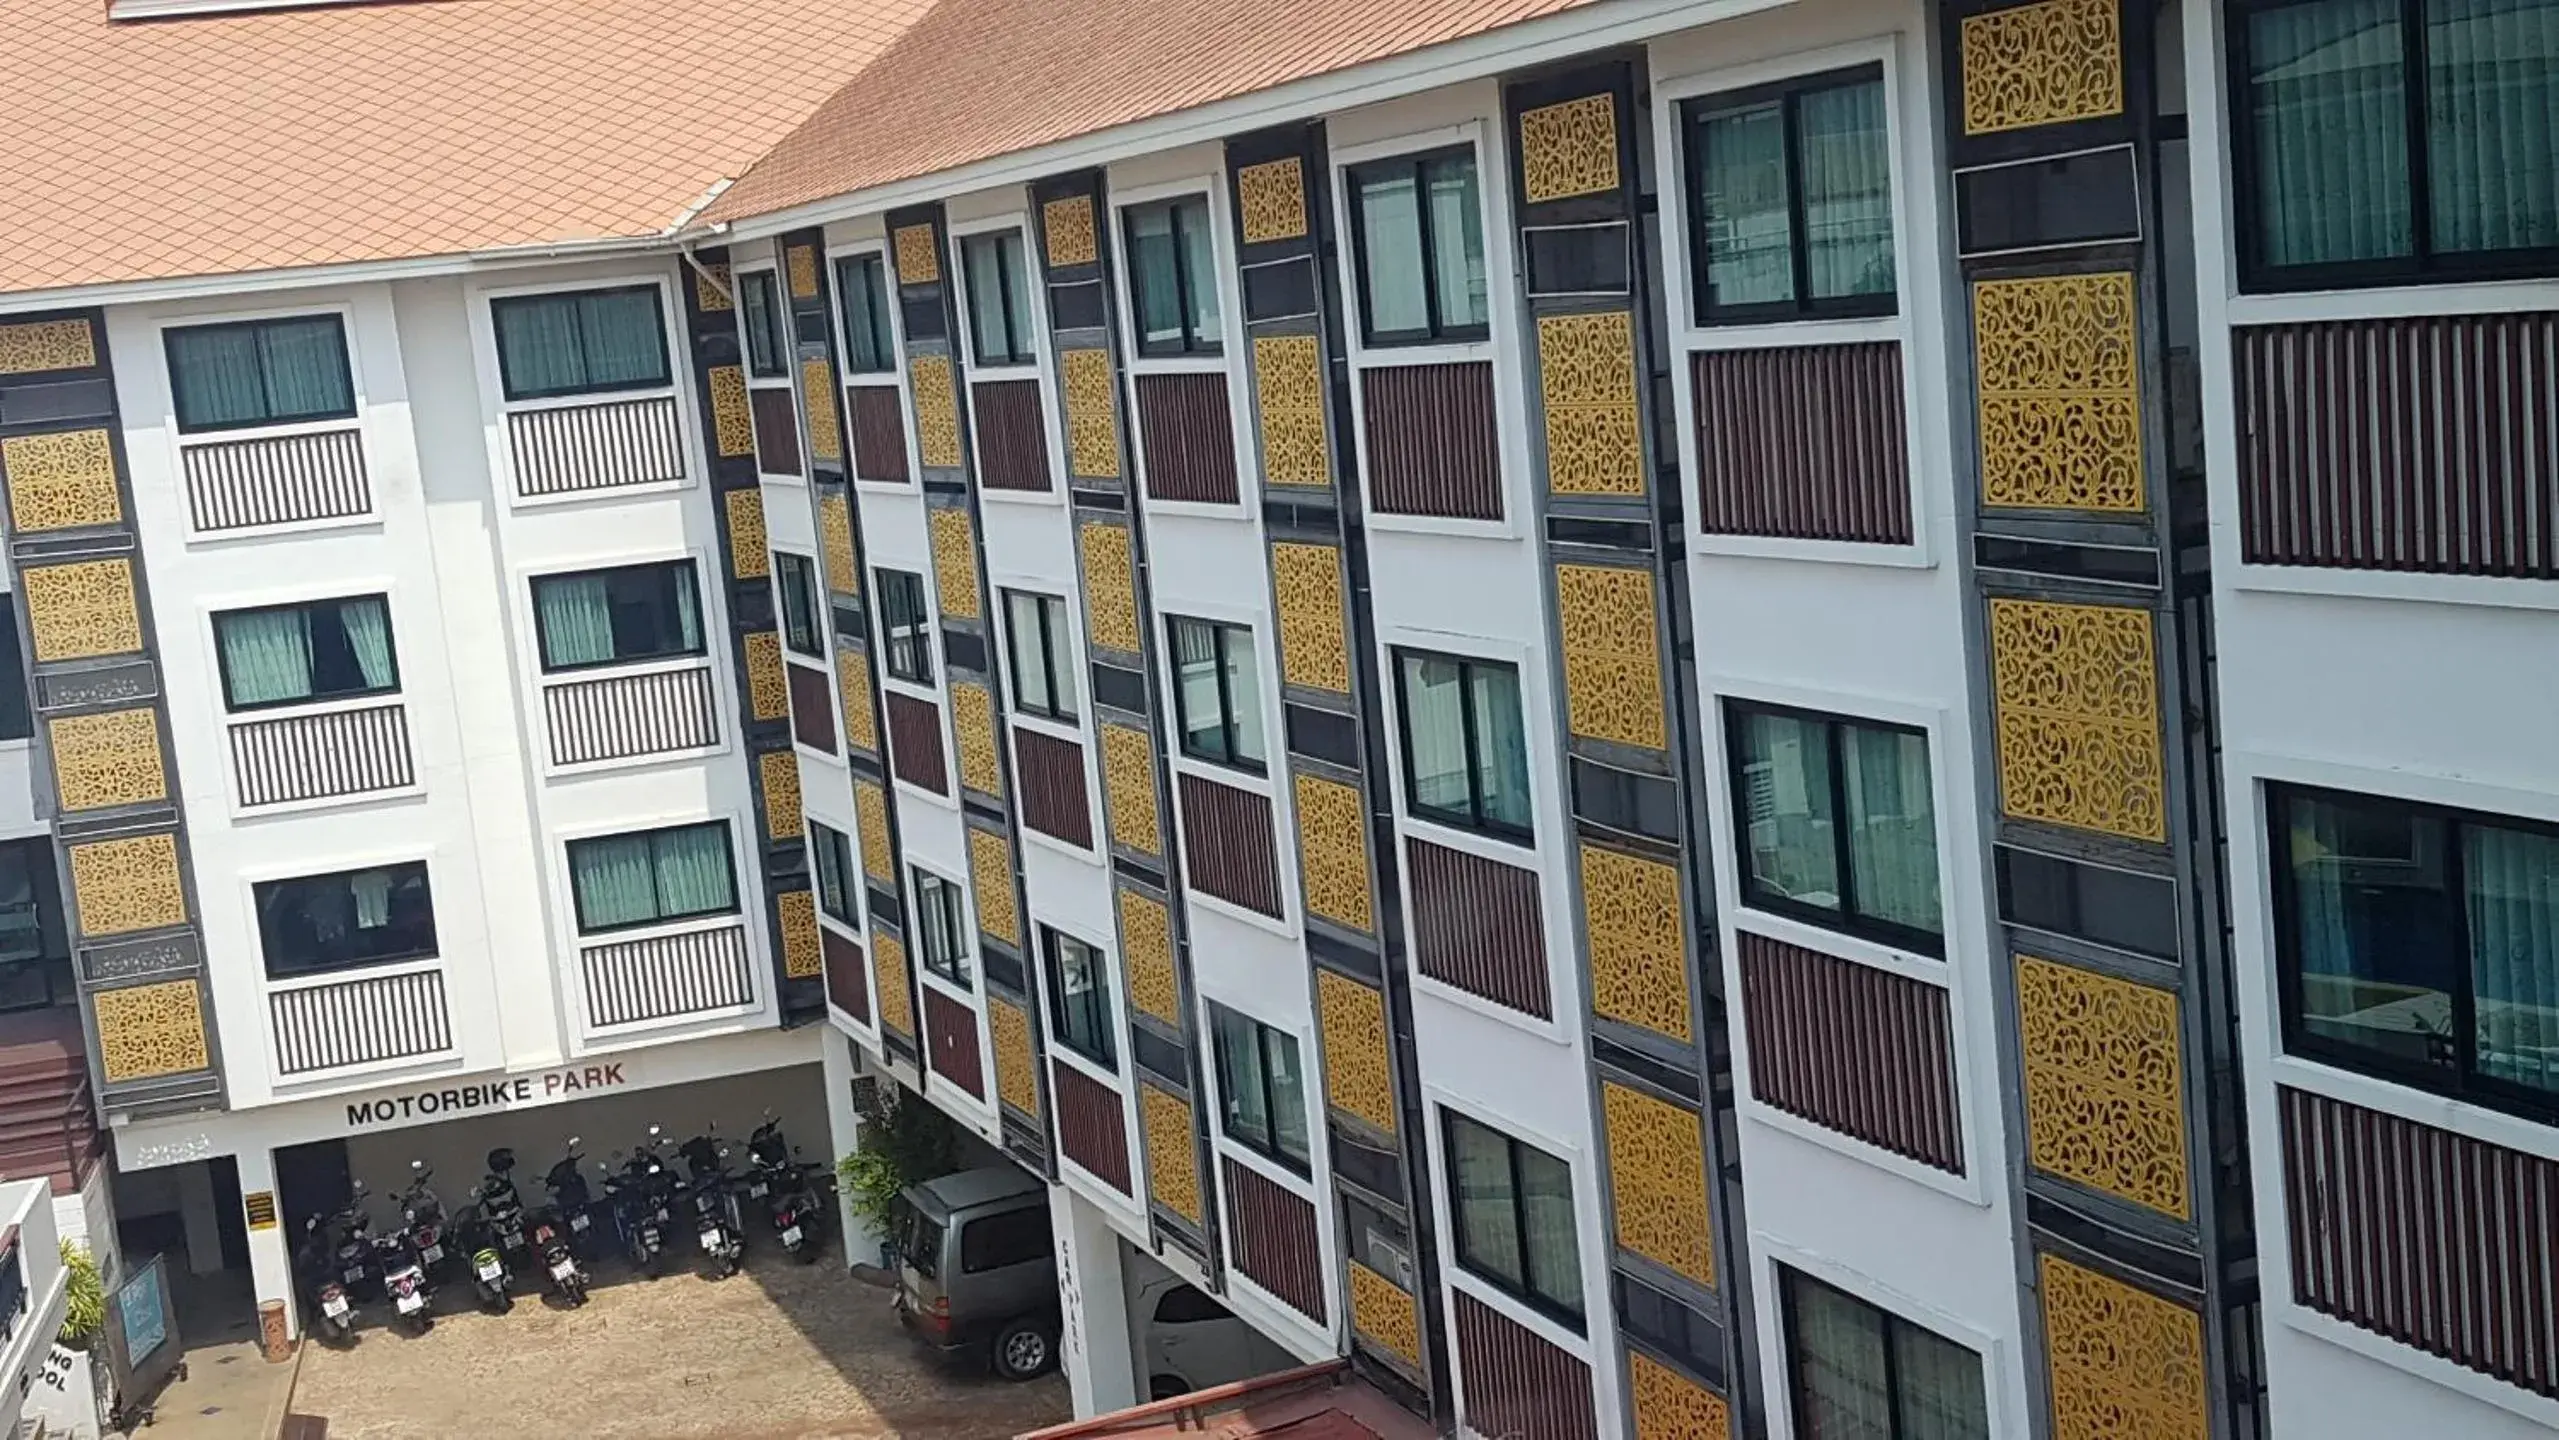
[704,0,1601,225]
[0,0,935,297]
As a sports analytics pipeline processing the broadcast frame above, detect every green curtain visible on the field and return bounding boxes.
[1469,662,1531,830]
[2467,821,2559,1095]
[965,238,1015,361]
[652,824,735,919]
[257,317,354,421]
[495,296,587,397]
[2248,0,2413,266]
[1699,101,1795,306]
[577,289,669,390]
[217,608,315,707]
[337,597,395,691]
[1222,628,1265,765]
[1843,724,1941,935]
[1791,1279,1894,1439]
[1401,654,1470,815]
[2426,0,2559,254]
[1128,206,1186,347]
[167,326,270,429]
[671,570,703,654]
[1799,79,1896,300]
[1741,710,1841,908]
[1516,1142,1582,1313]
[570,835,659,930]
[1891,1321,1990,1439]
[536,575,619,668]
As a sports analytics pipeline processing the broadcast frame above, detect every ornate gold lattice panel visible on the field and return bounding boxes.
[2017,955,2188,1218]
[1235,157,1308,244]
[758,750,801,841]
[1519,93,1621,204]
[786,244,820,299]
[873,932,914,1035]
[1555,563,1666,750]
[1315,969,1394,1134]
[893,224,941,286]
[0,318,96,375]
[2040,1253,2208,1440]
[94,979,209,1083]
[1270,543,1349,694]
[1348,1261,1421,1369]
[1252,335,1328,489]
[910,354,962,469]
[855,779,894,883]
[50,708,166,812]
[1043,195,1098,268]
[23,558,142,662]
[991,998,1039,1113]
[725,488,770,579]
[744,632,788,723]
[1962,0,2126,135]
[953,682,1002,796]
[820,493,859,589]
[1292,773,1371,933]
[708,365,753,458]
[1582,844,1690,1043]
[1973,272,2143,512]
[1119,889,1178,1024]
[928,505,980,620]
[1139,1085,1202,1224]
[968,826,1019,947]
[1538,311,1644,496]
[1988,598,2165,841]
[1100,723,1160,855]
[1061,348,1121,478]
[777,889,822,979]
[694,260,734,313]
[801,358,841,461]
[1078,521,1140,653]
[1601,1081,1715,1288]
[69,832,186,938]
[838,651,877,750]
[3,429,121,532]
[1631,1352,1732,1440]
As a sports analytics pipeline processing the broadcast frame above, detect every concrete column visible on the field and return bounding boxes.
[173,1161,225,1276]
[1050,1184,1137,1418]
[233,1146,297,1345]
[818,1027,880,1271]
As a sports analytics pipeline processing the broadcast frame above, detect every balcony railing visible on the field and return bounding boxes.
[507,394,687,498]
[1179,772,1281,918]
[922,986,983,1099]
[822,925,868,1024]
[787,662,837,753]
[1406,836,1548,1018]
[1053,1062,1129,1193]
[752,386,802,476]
[1225,1158,1325,1323]
[541,662,720,768]
[1693,342,1910,544]
[1452,1290,1595,1440]
[1015,727,1091,848]
[1362,362,1501,521]
[1136,372,1240,504]
[848,385,909,484]
[579,920,754,1029]
[181,424,372,533]
[886,691,948,795]
[269,965,454,1076]
[972,379,1052,493]
[1737,929,1962,1174]
[230,701,416,809]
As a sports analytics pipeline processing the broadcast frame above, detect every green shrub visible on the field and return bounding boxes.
[58,1241,102,1350]
[835,1081,960,1237]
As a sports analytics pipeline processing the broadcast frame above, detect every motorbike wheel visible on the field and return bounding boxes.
[641,1246,662,1280]
[566,1276,588,1307]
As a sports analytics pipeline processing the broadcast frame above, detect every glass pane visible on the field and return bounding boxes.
[2466,820,2559,1095]
[257,317,355,422]
[1468,662,1531,831]
[1044,597,1080,717]
[166,325,272,429]
[215,607,316,707]
[1223,627,1265,766]
[778,555,821,655]
[1739,710,1842,913]
[966,235,1021,365]
[326,596,396,695]
[1177,198,1222,342]
[575,288,669,391]
[0,620,29,742]
[1007,593,1052,715]
[1424,156,1489,331]
[1842,723,1941,936]
[1215,1009,1272,1151]
[652,824,736,919]
[813,825,851,921]
[1698,101,1797,308]
[1446,1114,1524,1291]
[1264,1030,1309,1166]
[1401,654,1472,820]
[1891,1317,1991,1440]
[742,271,787,377]
[2247,0,2413,266]
[1173,619,1227,763]
[1128,205,1186,349]
[492,296,588,398]
[2425,0,2559,255]
[1056,938,1114,1067]
[1356,171,1432,336]
[570,835,660,931]
[1797,79,1896,300]
[2282,791,2460,1074]
[1788,1275,1893,1440]
[1515,1142,1582,1315]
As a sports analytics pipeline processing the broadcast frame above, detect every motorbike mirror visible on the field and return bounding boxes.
[647,1124,662,1138]
[568,1135,581,1148]
[410,1159,423,1172]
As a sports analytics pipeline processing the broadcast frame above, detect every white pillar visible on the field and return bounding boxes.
[1050,1184,1138,1419]
[173,1162,225,1276]
[233,1146,297,1342]
[819,1027,880,1271]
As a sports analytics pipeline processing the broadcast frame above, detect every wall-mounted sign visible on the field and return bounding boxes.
[342,1062,628,1130]
[242,1192,277,1231]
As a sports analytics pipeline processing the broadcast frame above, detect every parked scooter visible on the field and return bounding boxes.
[528,1137,592,1305]
[542,1138,599,1261]
[460,1148,525,1313]
[677,1129,746,1279]
[745,1114,828,1264]
[380,1160,445,1333]
[603,1126,678,1278]
[325,1183,382,1301]
[292,1208,358,1342]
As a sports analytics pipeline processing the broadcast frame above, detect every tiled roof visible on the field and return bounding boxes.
[703,0,1601,225]
[0,0,934,297]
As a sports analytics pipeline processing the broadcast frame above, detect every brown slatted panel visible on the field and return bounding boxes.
[1053,1063,1130,1193]
[2281,1086,2559,1399]
[1015,727,1092,849]
[751,385,802,477]
[848,386,910,483]
[1222,1158,1325,1322]
[1177,772,1283,917]
[1451,1289,1597,1440]
[1692,342,1910,543]
[1361,362,1502,520]
[1135,371,1241,504]
[2236,311,2559,577]
[1735,930,1962,1174]
[972,378,1053,492]
[922,986,984,1099]
[822,927,868,1023]
[885,691,948,795]
[1405,836,1548,1019]
[786,662,836,753]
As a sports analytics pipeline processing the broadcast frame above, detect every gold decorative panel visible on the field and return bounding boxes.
[1119,889,1178,1025]
[1140,1085,1201,1224]
[69,832,186,938]
[1348,1261,1421,1369]
[892,223,941,285]
[1519,93,1622,203]
[94,980,209,1083]
[1601,1081,1715,1288]
[725,488,769,579]
[759,749,801,841]
[874,932,914,1035]
[1631,1353,1731,1440]
[3,429,121,531]
[23,558,142,662]
[1061,348,1121,478]
[744,632,788,722]
[968,827,1019,947]
[1252,335,1329,488]
[1235,157,1308,244]
[1555,563,1666,750]
[1582,843,1690,1043]
[838,651,877,750]
[1100,724,1160,855]
[1043,195,1098,269]
[1988,598,2165,841]
[1538,311,1644,495]
[50,708,166,812]
[786,244,819,299]
[928,505,980,620]
[953,683,1002,796]
[1078,522,1140,653]
[910,354,962,469]
[856,780,894,883]
[0,318,95,374]
[1315,970,1394,1134]
[992,998,1039,1114]
[694,260,733,313]
[801,358,841,461]
[2018,955,2188,1219]
[2040,1253,2209,1440]
[819,493,858,589]
[708,365,753,458]
[778,889,821,979]
[1293,773,1371,932]
[1270,543,1348,694]
[1973,272,2143,512]
[1961,0,2125,135]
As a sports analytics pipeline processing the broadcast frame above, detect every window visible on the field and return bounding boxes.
[1684,67,1896,322]
[810,821,856,925]
[2233,0,2559,288]
[1395,651,1531,840]
[1044,928,1115,1069]
[1212,1005,1310,1172]
[530,560,705,672]
[1727,701,1941,953]
[1003,590,1078,723]
[212,595,397,711]
[0,620,25,742]
[876,569,934,685]
[1347,148,1490,346]
[958,1207,1050,1273]
[163,315,356,434]
[775,553,823,657]
[913,868,972,987]
[565,822,737,934]
[1123,196,1223,355]
[962,231,1037,367]
[1779,1268,1989,1440]
[1442,1110,1582,1324]
[834,254,896,374]
[254,862,437,981]
[740,269,789,379]
[2272,784,2559,1117]
[489,285,671,400]
[1168,617,1264,771]
[0,842,56,970]
[1153,1283,1229,1325]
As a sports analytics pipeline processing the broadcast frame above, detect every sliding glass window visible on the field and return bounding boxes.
[213,595,398,711]
[1780,1267,1990,1440]
[1684,65,1895,322]
[531,560,704,672]
[1727,700,1941,954]
[1395,651,1531,842]
[164,314,356,433]
[566,822,737,935]
[1443,1110,1583,1327]
[489,285,670,400]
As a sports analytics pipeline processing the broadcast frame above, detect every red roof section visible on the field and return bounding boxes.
[1018,1362,1435,1440]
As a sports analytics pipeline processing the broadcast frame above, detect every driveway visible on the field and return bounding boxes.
[286,1239,1069,1440]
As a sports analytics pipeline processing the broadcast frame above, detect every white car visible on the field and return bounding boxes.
[1140,1276,1300,1401]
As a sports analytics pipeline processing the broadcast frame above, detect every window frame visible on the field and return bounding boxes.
[1778,1265,1989,1440]
[1166,616,1265,775]
[210,593,401,714]
[1042,927,1117,1072]
[162,312,359,436]
[911,866,973,988]
[1120,195,1224,357]
[563,821,740,937]
[1343,144,1494,348]
[875,568,936,686]
[960,230,1039,369]
[486,283,674,402]
[1440,1108,1585,1329]
[1209,1003,1311,1176]
[252,860,439,982]
[739,268,791,380]
[529,558,708,675]
[1679,63,1897,327]
[1723,697,1944,958]
[832,253,898,375]
[774,552,824,658]
[1002,589,1078,724]
[809,820,857,926]
[1391,648,1533,845]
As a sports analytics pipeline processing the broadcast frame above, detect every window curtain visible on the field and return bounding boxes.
[1174,622,1226,759]
[537,576,619,668]
[1842,725,1940,933]
[966,240,1014,360]
[1264,1033,1309,1162]
[496,297,587,397]
[576,289,669,390]
[1790,1280,1893,1439]
[337,598,395,691]
[1798,79,1896,299]
[1742,711,1841,908]
[1128,207,1185,345]
[2467,822,2559,1095]
[1469,664,1531,830]
[1218,1014,1272,1149]
[1516,1144,1582,1314]
[1358,174,1431,334]
[1178,201,1222,338]
[1425,158,1490,329]
[1699,102,1796,306]
[2247,0,2412,266]
[814,829,850,920]
[219,608,315,706]
[1222,631,1265,765]
[670,570,704,654]
[257,317,355,420]
[1402,656,1472,815]
[1008,594,1053,713]
[653,826,734,920]
[1447,1119,1524,1290]
[1891,1322,1990,1440]
[2426,0,2559,254]
[571,835,659,931]
[167,327,270,429]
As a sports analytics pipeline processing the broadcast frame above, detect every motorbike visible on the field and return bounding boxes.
[382,1160,444,1333]
[292,1209,358,1342]
[460,1148,526,1314]
[745,1114,827,1265]
[677,1129,746,1279]
[325,1183,382,1301]
[603,1126,678,1279]
[528,1137,593,1305]
[542,1138,599,1261]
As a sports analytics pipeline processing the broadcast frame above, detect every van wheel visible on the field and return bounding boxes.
[1150,1375,1189,1402]
[990,1317,1055,1381]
